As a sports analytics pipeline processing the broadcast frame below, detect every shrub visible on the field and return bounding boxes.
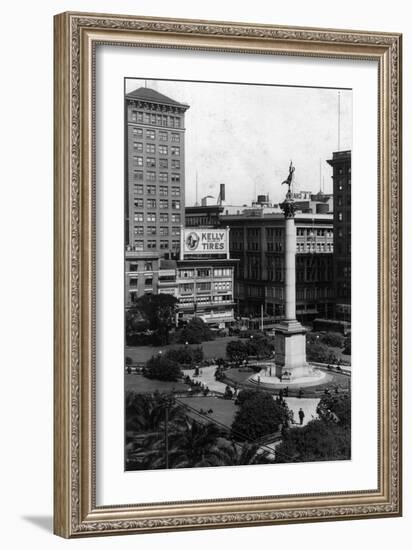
[235,389,265,407]
[165,345,203,367]
[306,341,337,364]
[306,331,345,349]
[317,393,351,427]
[231,392,288,441]
[226,340,249,365]
[343,334,351,355]
[177,317,214,344]
[144,355,181,381]
[274,420,351,463]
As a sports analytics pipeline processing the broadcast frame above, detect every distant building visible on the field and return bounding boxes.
[125,252,177,307]
[293,189,333,214]
[185,204,224,228]
[175,258,237,327]
[221,211,335,322]
[125,86,189,256]
[327,150,351,321]
[124,86,189,304]
[175,227,237,326]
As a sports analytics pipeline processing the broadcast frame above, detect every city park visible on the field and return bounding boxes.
[125,166,351,470]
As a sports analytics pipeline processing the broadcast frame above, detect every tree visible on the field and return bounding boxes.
[245,332,275,359]
[306,341,337,364]
[223,385,234,400]
[317,393,351,427]
[125,308,150,345]
[217,441,275,466]
[343,334,351,355]
[125,391,184,433]
[177,317,214,344]
[274,419,351,463]
[231,391,289,441]
[125,392,186,470]
[226,340,249,366]
[138,419,228,469]
[130,294,177,345]
[235,389,264,407]
[165,345,203,367]
[144,355,181,381]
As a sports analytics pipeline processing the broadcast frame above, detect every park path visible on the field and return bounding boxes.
[284,397,320,427]
[183,365,227,394]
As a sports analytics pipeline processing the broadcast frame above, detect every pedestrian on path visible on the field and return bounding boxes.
[298,408,305,425]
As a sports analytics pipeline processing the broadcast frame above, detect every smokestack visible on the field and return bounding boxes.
[220,183,225,202]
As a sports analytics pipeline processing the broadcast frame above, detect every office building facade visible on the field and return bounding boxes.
[125,87,189,254]
[221,211,335,322]
[327,150,351,320]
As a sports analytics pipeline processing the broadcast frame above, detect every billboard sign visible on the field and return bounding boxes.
[183,228,228,256]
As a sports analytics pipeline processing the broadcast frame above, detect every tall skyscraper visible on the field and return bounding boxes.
[327,150,351,321]
[125,86,190,256]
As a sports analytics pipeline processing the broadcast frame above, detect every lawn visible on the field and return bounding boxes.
[177,395,238,430]
[125,336,237,364]
[125,373,188,394]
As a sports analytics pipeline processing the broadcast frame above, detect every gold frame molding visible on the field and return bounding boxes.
[54,11,402,538]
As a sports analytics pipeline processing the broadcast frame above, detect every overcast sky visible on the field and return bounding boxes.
[126,78,352,206]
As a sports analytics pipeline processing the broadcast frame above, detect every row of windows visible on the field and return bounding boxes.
[131,209,180,224]
[296,228,333,237]
[132,127,180,141]
[133,212,180,223]
[129,261,153,272]
[179,295,232,304]
[296,242,333,252]
[296,287,335,300]
[134,212,180,225]
[133,225,180,236]
[129,277,153,288]
[336,178,351,189]
[132,143,181,155]
[133,156,181,169]
[179,268,232,279]
[266,228,283,238]
[336,195,351,207]
[132,239,180,250]
[133,198,181,209]
[133,188,180,204]
[133,173,181,185]
[130,111,182,128]
[179,282,232,293]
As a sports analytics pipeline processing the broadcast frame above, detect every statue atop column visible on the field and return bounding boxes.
[280,161,296,218]
[281,161,295,194]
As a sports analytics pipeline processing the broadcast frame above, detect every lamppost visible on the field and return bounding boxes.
[161,394,174,469]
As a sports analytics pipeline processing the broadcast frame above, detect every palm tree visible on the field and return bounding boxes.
[216,441,275,466]
[136,419,229,469]
[125,391,186,470]
[167,420,227,468]
[125,391,185,433]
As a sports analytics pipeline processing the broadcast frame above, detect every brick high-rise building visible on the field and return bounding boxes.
[220,211,335,323]
[327,150,351,321]
[125,87,190,255]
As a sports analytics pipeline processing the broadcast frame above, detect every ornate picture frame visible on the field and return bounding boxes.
[53,11,402,538]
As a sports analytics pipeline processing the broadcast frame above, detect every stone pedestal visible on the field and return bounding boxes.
[274,320,308,379]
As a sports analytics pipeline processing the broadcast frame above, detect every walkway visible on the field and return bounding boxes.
[183,365,227,394]
[283,397,320,427]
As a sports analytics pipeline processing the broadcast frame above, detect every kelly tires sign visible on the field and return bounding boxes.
[183,228,229,256]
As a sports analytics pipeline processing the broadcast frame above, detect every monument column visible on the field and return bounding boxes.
[274,162,308,379]
[283,194,297,322]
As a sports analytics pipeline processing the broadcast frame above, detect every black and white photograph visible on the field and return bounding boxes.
[124,77,352,471]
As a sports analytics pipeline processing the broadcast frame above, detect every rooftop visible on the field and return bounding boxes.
[126,87,189,110]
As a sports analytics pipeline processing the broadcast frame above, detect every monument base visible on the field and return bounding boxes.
[274,320,309,379]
